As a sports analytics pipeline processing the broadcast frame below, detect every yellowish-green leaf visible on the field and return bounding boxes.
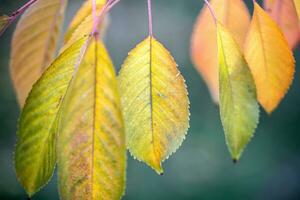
[118,36,190,174]
[57,38,126,200]
[244,3,295,113]
[10,0,67,107]
[14,37,87,197]
[63,0,107,50]
[217,22,259,161]
[0,15,9,34]
[191,0,250,102]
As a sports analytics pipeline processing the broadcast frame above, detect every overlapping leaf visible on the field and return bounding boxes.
[217,22,259,161]
[10,0,67,107]
[191,0,250,102]
[0,15,9,35]
[57,38,126,200]
[62,0,107,50]
[118,36,190,174]
[264,0,300,49]
[244,3,295,113]
[15,37,87,197]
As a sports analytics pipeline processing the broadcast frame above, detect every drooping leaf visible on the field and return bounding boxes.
[14,37,88,197]
[217,22,259,161]
[294,0,300,20]
[57,38,126,200]
[191,0,250,102]
[10,0,67,107]
[264,0,300,49]
[62,0,107,50]
[0,15,10,35]
[118,36,190,174]
[244,3,295,113]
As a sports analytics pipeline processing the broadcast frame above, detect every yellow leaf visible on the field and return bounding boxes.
[15,37,88,197]
[191,0,250,102]
[118,36,190,174]
[244,3,295,113]
[294,0,300,20]
[217,22,259,161]
[58,38,126,200]
[10,0,67,107]
[63,0,107,50]
[264,0,300,49]
[0,15,9,34]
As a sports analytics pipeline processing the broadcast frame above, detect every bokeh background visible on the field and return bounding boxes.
[1,0,300,199]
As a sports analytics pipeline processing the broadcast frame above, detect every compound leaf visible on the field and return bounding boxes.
[191,0,250,102]
[118,36,190,174]
[57,38,126,200]
[10,0,67,107]
[217,22,259,161]
[244,3,295,113]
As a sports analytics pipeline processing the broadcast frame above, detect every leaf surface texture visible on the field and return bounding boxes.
[191,0,250,102]
[58,38,126,200]
[244,3,295,113]
[217,23,259,161]
[10,0,67,107]
[118,36,189,174]
[63,0,107,50]
[14,37,87,196]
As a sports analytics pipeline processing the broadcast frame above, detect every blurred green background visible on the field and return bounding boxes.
[1,0,300,199]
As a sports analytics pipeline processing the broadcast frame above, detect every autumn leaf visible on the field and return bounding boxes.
[264,0,300,49]
[14,37,87,197]
[191,0,250,102]
[294,0,300,20]
[57,38,126,200]
[62,0,107,50]
[118,36,190,174]
[10,0,67,107]
[217,22,259,161]
[0,15,9,35]
[244,3,295,113]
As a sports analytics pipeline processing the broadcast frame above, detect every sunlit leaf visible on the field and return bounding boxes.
[57,38,126,200]
[264,0,300,49]
[118,36,190,174]
[244,3,295,113]
[63,0,107,50]
[191,0,250,102]
[10,0,67,107]
[217,22,259,161]
[294,0,300,20]
[0,15,9,35]
[14,37,87,197]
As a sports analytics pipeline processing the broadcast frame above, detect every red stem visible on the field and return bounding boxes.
[92,0,120,36]
[147,0,153,36]
[0,0,38,36]
[204,0,217,25]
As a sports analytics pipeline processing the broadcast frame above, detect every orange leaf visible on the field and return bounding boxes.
[191,0,250,102]
[264,0,300,49]
[244,3,295,113]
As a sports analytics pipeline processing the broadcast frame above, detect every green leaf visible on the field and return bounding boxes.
[57,38,126,200]
[14,36,88,197]
[118,36,190,174]
[217,22,259,161]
